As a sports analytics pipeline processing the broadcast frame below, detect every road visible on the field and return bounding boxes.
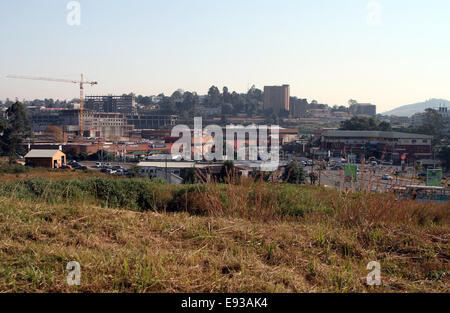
[313,165,423,193]
[79,161,135,170]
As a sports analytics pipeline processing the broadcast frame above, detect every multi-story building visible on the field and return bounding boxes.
[411,112,426,128]
[83,111,134,139]
[29,108,133,139]
[126,114,178,129]
[264,85,290,113]
[289,97,308,118]
[321,130,432,164]
[85,95,137,114]
[437,106,450,136]
[349,102,376,117]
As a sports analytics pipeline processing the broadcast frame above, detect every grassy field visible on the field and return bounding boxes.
[0,167,448,293]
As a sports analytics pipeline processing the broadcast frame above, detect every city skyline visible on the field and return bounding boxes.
[1,0,450,112]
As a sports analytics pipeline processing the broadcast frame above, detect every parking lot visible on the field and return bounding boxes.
[311,164,433,193]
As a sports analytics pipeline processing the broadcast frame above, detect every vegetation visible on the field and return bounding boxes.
[340,116,392,131]
[283,161,307,184]
[0,172,448,293]
[0,101,32,161]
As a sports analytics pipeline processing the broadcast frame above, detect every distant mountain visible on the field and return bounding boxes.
[382,98,450,117]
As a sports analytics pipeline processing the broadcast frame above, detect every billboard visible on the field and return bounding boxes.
[426,169,442,186]
[345,164,357,181]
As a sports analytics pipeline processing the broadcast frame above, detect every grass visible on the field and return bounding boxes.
[0,169,448,293]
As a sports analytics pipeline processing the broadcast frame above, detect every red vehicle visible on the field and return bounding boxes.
[61,164,73,170]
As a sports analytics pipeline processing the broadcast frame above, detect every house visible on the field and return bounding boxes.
[24,149,66,168]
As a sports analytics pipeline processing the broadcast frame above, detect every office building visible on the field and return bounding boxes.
[264,85,290,113]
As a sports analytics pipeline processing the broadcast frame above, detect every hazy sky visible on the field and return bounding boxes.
[1,0,449,112]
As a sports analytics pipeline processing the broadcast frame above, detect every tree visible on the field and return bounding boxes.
[415,109,444,138]
[1,102,32,161]
[340,116,391,131]
[282,161,306,184]
[309,172,317,185]
[44,126,64,142]
[183,168,199,184]
[207,86,221,107]
[218,160,235,183]
[378,121,392,131]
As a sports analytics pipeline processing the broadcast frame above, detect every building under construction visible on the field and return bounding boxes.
[85,95,137,114]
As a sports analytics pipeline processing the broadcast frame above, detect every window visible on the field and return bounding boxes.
[412,140,417,143]
[423,140,428,143]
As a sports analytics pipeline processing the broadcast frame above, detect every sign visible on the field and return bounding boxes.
[345,164,357,181]
[427,169,442,186]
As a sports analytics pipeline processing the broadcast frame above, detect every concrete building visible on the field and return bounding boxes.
[85,95,137,114]
[289,98,308,118]
[349,103,376,117]
[25,149,66,168]
[126,114,178,130]
[83,111,134,139]
[411,112,426,128]
[264,85,290,113]
[321,130,432,164]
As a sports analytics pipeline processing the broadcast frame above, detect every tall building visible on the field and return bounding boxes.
[263,85,290,113]
[85,95,137,114]
[349,102,376,117]
[289,97,308,118]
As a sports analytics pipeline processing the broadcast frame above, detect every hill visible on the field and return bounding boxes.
[0,175,448,293]
[383,99,450,117]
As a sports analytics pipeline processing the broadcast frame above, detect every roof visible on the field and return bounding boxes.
[322,130,432,139]
[138,161,199,169]
[25,149,64,158]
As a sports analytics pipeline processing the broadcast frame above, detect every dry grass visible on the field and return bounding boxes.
[0,175,448,293]
[0,167,105,182]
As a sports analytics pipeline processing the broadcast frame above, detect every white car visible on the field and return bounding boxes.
[382,174,393,181]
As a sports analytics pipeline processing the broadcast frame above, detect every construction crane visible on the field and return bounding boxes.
[6,74,98,137]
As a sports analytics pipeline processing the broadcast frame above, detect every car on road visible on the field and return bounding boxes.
[382,174,393,181]
[112,165,123,170]
[94,162,102,168]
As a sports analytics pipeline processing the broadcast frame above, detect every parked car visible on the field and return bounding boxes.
[418,172,427,178]
[95,162,102,168]
[382,174,393,181]
[61,164,73,170]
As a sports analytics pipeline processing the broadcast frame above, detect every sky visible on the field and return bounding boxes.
[0,0,449,112]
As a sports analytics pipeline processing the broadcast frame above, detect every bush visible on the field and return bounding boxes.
[0,162,29,174]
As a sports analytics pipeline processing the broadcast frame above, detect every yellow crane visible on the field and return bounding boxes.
[6,74,98,137]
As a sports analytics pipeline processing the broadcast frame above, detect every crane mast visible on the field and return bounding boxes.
[6,74,98,137]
